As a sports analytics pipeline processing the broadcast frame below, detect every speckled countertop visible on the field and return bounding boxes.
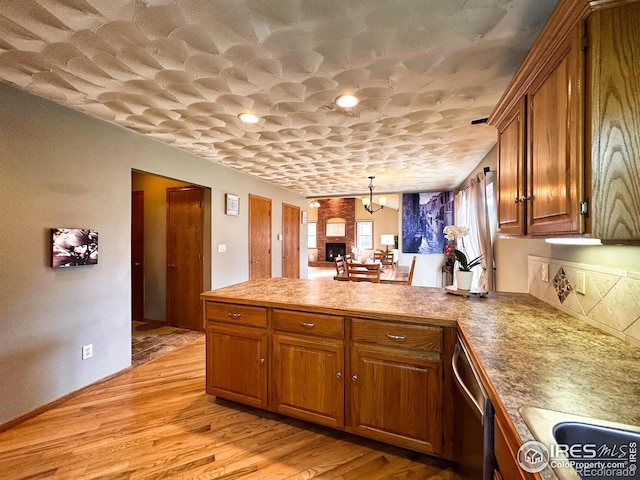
[202,278,640,479]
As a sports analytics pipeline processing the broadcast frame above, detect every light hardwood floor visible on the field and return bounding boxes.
[0,337,459,479]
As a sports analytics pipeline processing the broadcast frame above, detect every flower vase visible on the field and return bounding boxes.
[455,270,474,291]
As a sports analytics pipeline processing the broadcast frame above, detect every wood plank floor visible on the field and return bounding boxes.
[0,337,460,480]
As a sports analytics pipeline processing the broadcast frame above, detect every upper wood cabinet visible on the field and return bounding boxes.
[589,1,640,241]
[526,23,584,235]
[491,0,640,242]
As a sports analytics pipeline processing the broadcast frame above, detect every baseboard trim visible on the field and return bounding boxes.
[0,365,132,433]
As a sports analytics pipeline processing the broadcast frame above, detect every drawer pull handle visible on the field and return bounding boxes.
[227,312,242,318]
[336,372,342,378]
[300,322,315,328]
[352,374,358,382]
[387,334,406,341]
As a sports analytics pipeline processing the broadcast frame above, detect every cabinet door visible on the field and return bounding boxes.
[206,323,267,409]
[349,346,442,454]
[494,411,537,480]
[527,23,584,235]
[497,98,526,235]
[590,2,640,241]
[272,334,344,428]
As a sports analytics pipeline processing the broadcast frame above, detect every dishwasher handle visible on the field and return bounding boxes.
[452,342,485,422]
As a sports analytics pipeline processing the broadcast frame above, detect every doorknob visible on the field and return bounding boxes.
[134,262,141,266]
[283,256,289,259]
[168,263,175,268]
[251,259,258,264]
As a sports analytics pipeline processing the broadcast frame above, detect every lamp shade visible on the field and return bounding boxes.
[381,234,395,246]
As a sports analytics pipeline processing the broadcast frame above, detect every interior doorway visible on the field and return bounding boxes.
[131,171,211,353]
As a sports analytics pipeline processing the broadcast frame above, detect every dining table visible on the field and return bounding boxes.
[333,264,410,284]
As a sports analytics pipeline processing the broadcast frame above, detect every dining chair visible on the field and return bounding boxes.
[407,256,417,285]
[346,262,381,283]
[373,251,394,266]
[334,255,346,275]
[344,254,353,263]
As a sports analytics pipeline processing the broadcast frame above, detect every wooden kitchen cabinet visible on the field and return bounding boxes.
[271,309,344,428]
[205,302,268,408]
[588,1,640,242]
[206,323,267,409]
[493,407,538,480]
[526,22,584,235]
[493,19,585,236]
[348,319,444,454]
[491,0,640,241]
[496,98,526,235]
[203,298,455,458]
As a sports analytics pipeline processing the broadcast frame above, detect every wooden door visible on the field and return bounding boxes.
[497,98,526,235]
[206,323,267,409]
[282,203,300,278]
[349,346,442,454]
[166,187,204,331]
[249,194,271,280]
[131,190,145,321]
[272,334,344,428]
[526,23,583,235]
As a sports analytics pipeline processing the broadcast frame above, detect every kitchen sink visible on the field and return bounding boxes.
[520,406,640,480]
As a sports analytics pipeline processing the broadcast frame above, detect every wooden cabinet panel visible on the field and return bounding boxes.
[589,2,640,241]
[206,323,267,409]
[272,334,344,428]
[497,98,526,235]
[272,309,343,338]
[494,410,537,480]
[526,23,583,235]
[351,319,442,352]
[205,302,267,327]
[349,346,442,454]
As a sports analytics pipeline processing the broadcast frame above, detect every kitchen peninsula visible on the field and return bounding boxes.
[201,278,640,479]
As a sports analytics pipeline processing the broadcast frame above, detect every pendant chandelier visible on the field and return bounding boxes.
[361,176,386,214]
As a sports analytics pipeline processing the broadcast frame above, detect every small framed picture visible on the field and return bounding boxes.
[301,211,308,224]
[225,193,240,216]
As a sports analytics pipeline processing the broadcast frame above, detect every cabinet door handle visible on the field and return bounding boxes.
[514,197,521,204]
[336,372,342,378]
[300,322,315,328]
[227,312,241,318]
[387,334,406,341]
[352,374,358,382]
[259,357,265,364]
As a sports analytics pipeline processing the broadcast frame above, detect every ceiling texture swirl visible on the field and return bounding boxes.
[0,0,558,197]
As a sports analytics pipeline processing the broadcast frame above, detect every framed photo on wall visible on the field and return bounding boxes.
[225,193,240,216]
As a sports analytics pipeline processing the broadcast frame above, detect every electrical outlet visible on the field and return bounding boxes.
[217,244,226,253]
[576,271,586,295]
[82,344,93,360]
[541,263,549,283]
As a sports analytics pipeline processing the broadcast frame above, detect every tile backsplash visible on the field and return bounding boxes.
[528,255,640,346]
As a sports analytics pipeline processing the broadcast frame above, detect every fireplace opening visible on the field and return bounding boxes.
[325,243,346,261]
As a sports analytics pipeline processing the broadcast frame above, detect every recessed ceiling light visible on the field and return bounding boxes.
[335,94,359,108]
[238,112,259,124]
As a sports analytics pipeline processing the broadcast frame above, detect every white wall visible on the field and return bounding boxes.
[0,83,307,424]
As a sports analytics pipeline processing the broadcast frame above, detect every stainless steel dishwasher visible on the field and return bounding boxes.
[452,336,495,480]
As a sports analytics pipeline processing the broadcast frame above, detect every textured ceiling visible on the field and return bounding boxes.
[0,0,558,198]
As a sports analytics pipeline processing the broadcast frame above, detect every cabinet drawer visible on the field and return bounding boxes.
[351,319,442,352]
[273,309,343,338]
[205,301,267,327]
